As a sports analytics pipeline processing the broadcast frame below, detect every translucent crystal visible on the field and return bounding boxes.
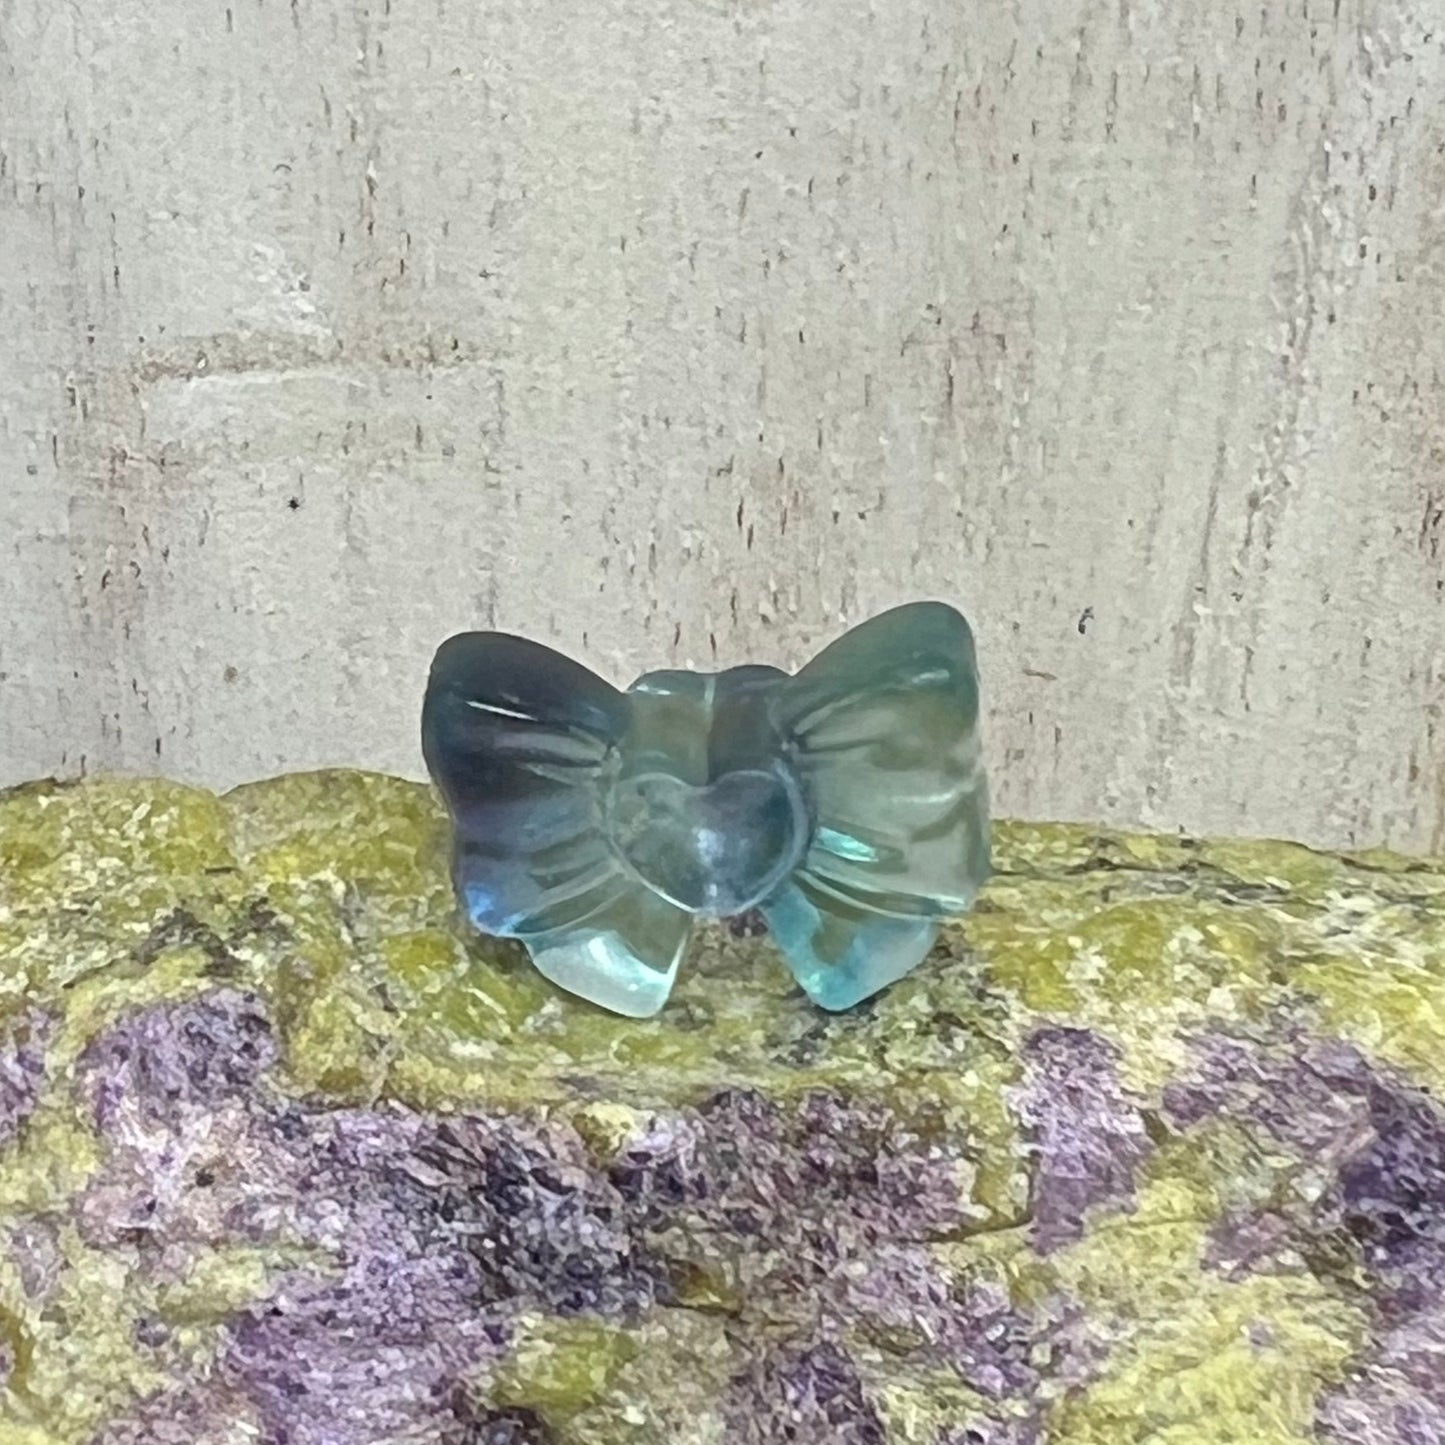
[421,602,990,1016]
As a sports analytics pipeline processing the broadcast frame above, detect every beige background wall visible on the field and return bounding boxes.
[1,0,1443,852]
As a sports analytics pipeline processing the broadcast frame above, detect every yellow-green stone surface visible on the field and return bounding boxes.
[1,770,1443,1445]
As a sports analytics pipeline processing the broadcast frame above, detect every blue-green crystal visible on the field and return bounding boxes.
[421,601,990,1016]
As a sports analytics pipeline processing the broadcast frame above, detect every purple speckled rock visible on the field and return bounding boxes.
[1015,1026,1152,1251]
[1335,1075,1445,1314]
[725,1338,889,1445]
[5,773,1445,1443]
[1318,1312,1445,1445]
[80,989,278,1130]
[1162,1025,1445,1445]
[0,1007,53,1148]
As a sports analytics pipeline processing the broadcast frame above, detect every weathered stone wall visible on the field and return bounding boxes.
[2,0,1444,851]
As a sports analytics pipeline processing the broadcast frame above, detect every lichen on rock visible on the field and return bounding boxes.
[1,770,1443,1444]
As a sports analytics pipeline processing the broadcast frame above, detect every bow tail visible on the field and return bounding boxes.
[761,871,939,1011]
[522,882,693,1019]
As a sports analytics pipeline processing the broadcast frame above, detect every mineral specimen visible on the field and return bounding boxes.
[2,771,1443,1445]
[421,601,990,1016]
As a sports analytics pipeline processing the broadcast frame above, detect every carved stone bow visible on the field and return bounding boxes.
[422,601,990,1016]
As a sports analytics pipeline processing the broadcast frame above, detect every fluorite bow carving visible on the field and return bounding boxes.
[422,601,990,1016]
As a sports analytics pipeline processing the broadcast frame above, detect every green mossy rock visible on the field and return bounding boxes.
[1,771,1443,1444]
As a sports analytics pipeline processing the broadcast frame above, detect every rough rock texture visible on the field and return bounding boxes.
[1,769,1444,1444]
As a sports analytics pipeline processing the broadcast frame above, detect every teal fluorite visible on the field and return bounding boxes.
[421,602,989,1016]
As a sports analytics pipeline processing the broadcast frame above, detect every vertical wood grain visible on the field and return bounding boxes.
[1,0,1443,851]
